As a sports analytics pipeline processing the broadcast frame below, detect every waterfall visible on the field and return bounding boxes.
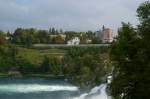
[72,84,111,99]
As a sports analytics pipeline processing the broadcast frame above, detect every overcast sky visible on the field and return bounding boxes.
[0,0,147,32]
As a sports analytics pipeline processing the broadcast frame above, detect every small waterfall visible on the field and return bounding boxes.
[72,84,111,99]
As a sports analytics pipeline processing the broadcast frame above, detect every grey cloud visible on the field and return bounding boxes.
[0,0,146,32]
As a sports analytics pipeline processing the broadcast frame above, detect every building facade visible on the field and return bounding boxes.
[96,26,113,43]
[102,28,113,43]
[67,37,80,45]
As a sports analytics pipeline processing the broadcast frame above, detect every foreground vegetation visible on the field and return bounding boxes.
[109,1,150,99]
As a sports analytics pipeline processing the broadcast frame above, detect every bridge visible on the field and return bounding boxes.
[33,44,110,48]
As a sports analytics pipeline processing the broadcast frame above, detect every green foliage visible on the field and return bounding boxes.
[0,44,64,74]
[110,23,139,99]
[40,56,50,73]
[63,47,110,89]
[0,31,6,45]
[11,28,51,45]
[12,28,36,46]
[53,35,65,44]
[92,36,102,44]
[0,45,20,72]
[137,1,150,23]
[110,1,150,99]
[49,57,63,75]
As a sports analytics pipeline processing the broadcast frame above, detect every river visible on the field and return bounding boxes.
[0,77,110,99]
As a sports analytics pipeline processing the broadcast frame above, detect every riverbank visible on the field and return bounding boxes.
[0,73,65,79]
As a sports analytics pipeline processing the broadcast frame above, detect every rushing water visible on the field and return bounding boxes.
[0,77,110,99]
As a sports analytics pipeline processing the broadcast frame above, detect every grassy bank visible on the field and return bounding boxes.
[17,47,66,64]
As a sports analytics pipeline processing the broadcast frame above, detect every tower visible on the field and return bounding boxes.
[102,28,113,43]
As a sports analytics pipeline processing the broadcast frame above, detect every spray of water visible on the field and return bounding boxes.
[72,84,111,99]
[0,84,78,93]
[0,83,111,99]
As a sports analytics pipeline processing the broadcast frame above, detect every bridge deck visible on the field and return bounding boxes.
[33,44,110,47]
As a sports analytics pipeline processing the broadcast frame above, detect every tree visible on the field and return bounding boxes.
[59,29,63,33]
[110,23,139,99]
[51,58,62,75]
[135,1,150,98]
[54,35,65,44]
[52,27,56,34]
[63,47,109,89]
[49,27,52,33]
[0,31,6,45]
[110,1,150,99]
[41,56,50,73]
[92,37,102,44]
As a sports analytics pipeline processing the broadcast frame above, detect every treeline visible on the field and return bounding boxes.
[0,28,102,46]
[10,28,65,45]
[109,1,150,99]
[0,31,7,45]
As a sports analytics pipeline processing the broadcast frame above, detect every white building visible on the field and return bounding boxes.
[67,37,80,45]
[86,39,92,44]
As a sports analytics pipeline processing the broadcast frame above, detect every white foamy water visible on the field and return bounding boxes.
[0,84,78,93]
[72,84,111,99]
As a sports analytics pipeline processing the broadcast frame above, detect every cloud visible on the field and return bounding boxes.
[0,0,146,32]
